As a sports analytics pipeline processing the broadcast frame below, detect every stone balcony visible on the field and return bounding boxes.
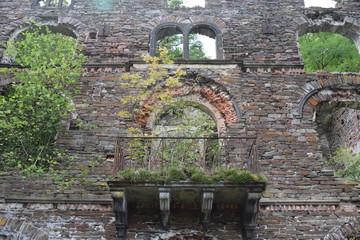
[108,136,265,240]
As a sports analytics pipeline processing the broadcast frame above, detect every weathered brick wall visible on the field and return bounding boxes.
[328,108,360,153]
[0,202,116,239]
[1,0,360,239]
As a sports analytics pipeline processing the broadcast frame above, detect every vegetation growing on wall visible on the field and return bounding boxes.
[118,48,219,172]
[0,25,87,173]
[299,32,360,72]
[116,167,267,185]
[329,146,360,183]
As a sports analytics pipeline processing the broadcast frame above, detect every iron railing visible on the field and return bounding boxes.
[113,136,259,175]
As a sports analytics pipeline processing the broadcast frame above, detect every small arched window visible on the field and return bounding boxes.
[155,26,184,58]
[33,0,74,8]
[150,22,223,60]
[189,24,218,60]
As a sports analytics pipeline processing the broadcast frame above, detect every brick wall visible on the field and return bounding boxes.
[1,0,360,239]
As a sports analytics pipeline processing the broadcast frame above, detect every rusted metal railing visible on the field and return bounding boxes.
[113,136,259,175]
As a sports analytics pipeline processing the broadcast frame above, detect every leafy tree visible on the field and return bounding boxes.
[299,32,360,72]
[157,35,183,58]
[189,34,209,60]
[0,25,87,171]
[168,0,184,7]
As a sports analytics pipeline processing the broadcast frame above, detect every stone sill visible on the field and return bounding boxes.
[260,198,340,206]
[1,198,112,204]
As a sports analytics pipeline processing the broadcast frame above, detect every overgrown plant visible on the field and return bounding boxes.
[116,167,267,185]
[118,50,221,172]
[329,146,360,183]
[299,32,360,72]
[118,48,185,120]
[0,24,87,172]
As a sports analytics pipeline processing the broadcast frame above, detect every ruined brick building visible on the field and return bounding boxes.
[0,0,360,239]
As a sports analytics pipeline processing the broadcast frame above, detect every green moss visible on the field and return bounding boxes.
[166,167,187,183]
[115,167,267,185]
[116,168,162,183]
[188,168,213,183]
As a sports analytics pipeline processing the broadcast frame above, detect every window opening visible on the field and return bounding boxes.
[94,0,114,11]
[154,102,219,170]
[69,120,80,130]
[189,33,214,60]
[299,32,360,72]
[6,25,77,63]
[88,32,97,40]
[156,27,184,58]
[304,0,336,8]
[34,0,73,8]
[151,23,222,59]
[168,0,205,8]
[189,26,217,60]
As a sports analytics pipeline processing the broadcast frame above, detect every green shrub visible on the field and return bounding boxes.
[116,168,162,183]
[329,146,360,183]
[166,167,187,182]
[115,167,268,185]
[188,167,213,183]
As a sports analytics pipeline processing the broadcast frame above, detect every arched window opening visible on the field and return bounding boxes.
[34,0,73,8]
[189,26,216,59]
[94,0,114,11]
[155,103,217,137]
[304,0,336,8]
[154,102,219,170]
[16,25,77,40]
[3,25,77,64]
[155,27,184,58]
[157,34,184,59]
[315,102,360,182]
[150,23,223,60]
[168,0,205,8]
[298,32,360,72]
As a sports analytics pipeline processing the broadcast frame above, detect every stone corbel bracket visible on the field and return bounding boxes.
[201,188,215,229]
[159,188,171,229]
[242,190,263,239]
[111,191,128,240]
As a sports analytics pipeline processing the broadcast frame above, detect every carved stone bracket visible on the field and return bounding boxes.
[201,188,215,229]
[159,188,171,229]
[107,182,266,240]
[111,191,128,240]
[242,191,262,239]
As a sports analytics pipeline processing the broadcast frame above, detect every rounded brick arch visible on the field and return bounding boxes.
[296,74,360,119]
[133,74,240,135]
[146,94,228,136]
[10,16,87,39]
[1,17,88,63]
[293,11,360,50]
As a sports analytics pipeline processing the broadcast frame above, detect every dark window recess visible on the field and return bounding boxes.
[33,0,73,8]
[69,120,80,130]
[88,32,97,40]
[97,24,110,37]
[106,155,115,162]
